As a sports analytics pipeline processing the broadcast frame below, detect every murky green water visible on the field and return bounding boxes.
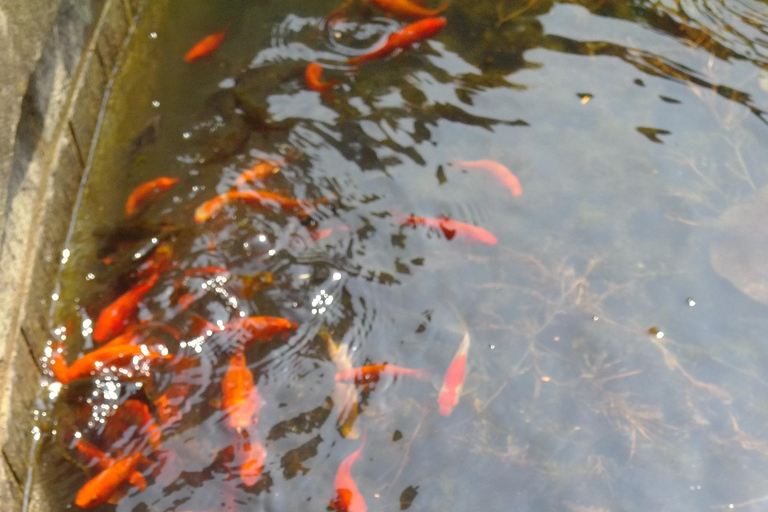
[31,0,768,510]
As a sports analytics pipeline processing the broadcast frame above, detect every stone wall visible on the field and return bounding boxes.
[0,0,142,509]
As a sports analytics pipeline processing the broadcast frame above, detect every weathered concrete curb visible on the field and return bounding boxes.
[0,0,142,509]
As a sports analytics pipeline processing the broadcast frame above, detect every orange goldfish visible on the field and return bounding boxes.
[221,350,262,431]
[452,159,522,197]
[235,161,281,187]
[184,29,227,62]
[194,190,318,223]
[125,177,179,215]
[75,452,142,508]
[330,432,367,512]
[93,273,159,342]
[348,17,446,66]
[225,316,299,348]
[239,431,267,486]
[437,330,470,416]
[51,343,171,384]
[335,364,426,384]
[75,440,147,491]
[403,215,497,245]
[369,0,449,19]
[311,225,350,242]
[305,63,341,93]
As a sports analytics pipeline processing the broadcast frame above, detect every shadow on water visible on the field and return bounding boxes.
[28,0,768,510]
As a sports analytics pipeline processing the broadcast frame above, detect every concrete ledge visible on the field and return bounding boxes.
[0,0,143,509]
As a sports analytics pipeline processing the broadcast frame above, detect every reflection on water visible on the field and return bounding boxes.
[30,0,768,510]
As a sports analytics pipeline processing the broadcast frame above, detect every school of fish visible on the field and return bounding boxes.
[47,0,524,509]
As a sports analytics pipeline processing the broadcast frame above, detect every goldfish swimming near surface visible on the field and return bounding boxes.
[369,0,449,19]
[93,273,159,342]
[50,342,171,384]
[194,190,319,223]
[75,452,143,508]
[335,364,426,384]
[125,177,179,215]
[330,431,367,512]
[75,440,146,492]
[224,316,299,348]
[235,161,281,188]
[184,29,227,62]
[403,215,497,245]
[451,159,522,197]
[305,63,341,93]
[348,17,447,66]
[437,330,470,416]
[221,350,262,431]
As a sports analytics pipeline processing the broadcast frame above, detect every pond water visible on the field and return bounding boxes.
[30,0,768,511]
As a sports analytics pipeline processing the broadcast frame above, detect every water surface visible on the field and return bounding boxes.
[31,0,768,511]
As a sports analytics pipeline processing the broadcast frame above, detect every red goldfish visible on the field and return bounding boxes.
[239,431,267,486]
[75,440,146,491]
[75,452,142,508]
[235,161,281,187]
[224,316,299,348]
[125,177,179,215]
[404,215,497,245]
[194,190,318,223]
[93,273,159,342]
[50,343,171,384]
[335,364,426,384]
[305,63,341,93]
[221,350,262,431]
[369,0,449,19]
[437,330,470,416]
[348,17,447,66]
[452,159,522,196]
[330,432,367,512]
[184,29,227,62]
